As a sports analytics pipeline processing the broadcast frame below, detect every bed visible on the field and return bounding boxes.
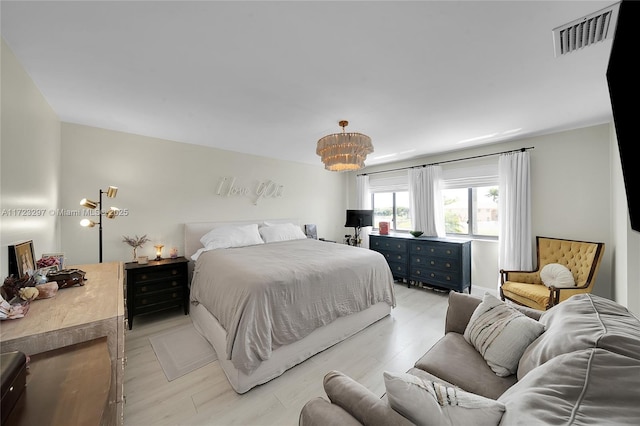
[184,220,396,393]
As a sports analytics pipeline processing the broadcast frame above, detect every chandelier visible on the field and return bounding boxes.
[316,120,373,172]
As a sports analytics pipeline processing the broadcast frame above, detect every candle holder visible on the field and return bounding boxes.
[154,244,164,260]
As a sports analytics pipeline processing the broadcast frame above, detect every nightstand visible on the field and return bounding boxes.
[124,257,189,330]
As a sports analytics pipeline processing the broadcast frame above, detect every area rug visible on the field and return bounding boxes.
[149,323,217,381]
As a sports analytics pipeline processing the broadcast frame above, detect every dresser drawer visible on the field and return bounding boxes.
[410,242,460,258]
[411,254,460,272]
[134,298,184,316]
[387,261,408,277]
[370,237,408,253]
[135,288,183,307]
[410,267,460,289]
[134,278,183,295]
[379,251,408,264]
[132,266,185,283]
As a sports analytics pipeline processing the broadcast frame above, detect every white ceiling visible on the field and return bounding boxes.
[1,1,619,169]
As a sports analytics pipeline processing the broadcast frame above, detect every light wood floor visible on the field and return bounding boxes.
[123,283,454,425]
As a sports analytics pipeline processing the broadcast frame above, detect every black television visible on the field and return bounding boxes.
[345,209,374,228]
[606,0,640,232]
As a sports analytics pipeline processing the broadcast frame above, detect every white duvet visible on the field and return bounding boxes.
[190,238,396,374]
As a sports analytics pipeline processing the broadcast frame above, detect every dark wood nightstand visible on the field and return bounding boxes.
[124,257,189,330]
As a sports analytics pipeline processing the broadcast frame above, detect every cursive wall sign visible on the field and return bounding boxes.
[216,177,284,205]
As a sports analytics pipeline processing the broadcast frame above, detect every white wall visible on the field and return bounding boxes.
[0,39,61,277]
[59,123,348,265]
[348,125,614,299]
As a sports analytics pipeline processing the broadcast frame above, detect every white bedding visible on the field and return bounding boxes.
[190,238,396,375]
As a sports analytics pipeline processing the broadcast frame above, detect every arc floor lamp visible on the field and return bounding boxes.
[80,185,119,263]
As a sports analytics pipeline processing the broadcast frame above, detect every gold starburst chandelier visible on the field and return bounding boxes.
[316,120,373,172]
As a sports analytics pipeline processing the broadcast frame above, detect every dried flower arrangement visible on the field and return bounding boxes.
[122,234,151,261]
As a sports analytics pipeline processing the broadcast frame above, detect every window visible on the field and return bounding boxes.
[443,186,499,238]
[372,191,412,231]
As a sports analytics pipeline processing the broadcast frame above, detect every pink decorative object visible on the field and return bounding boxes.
[35,282,59,299]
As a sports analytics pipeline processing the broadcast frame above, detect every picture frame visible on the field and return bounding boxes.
[8,240,36,279]
[304,224,318,239]
[42,252,65,269]
[38,265,60,276]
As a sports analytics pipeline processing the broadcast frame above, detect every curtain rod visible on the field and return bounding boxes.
[357,146,534,177]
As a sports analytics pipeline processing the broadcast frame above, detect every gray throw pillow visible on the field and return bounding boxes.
[464,293,545,376]
[383,371,506,426]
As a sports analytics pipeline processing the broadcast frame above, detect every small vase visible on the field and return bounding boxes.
[132,248,138,261]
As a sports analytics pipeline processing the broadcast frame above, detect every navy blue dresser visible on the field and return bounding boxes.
[370,234,471,293]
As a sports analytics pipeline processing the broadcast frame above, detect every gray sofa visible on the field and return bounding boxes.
[299,292,640,425]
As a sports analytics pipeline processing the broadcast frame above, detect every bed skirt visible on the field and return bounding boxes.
[190,301,391,394]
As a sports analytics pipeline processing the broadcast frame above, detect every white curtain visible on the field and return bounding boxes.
[498,151,532,273]
[356,174,371,248]
[409,166,445,237]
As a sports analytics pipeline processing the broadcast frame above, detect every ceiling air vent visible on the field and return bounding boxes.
[553,3,620,57]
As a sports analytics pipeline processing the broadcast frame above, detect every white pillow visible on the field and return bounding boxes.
[383,371,505,426]
[199,224,264,250]
[464,293,546,377]
[259,223,307,243]
[540,263,575,288]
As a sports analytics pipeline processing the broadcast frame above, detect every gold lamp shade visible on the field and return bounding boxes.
[80,198,98,209]
[106,186,118,198]
[317,120,373,172]
[80,219,95,227]
[106,207,120,219]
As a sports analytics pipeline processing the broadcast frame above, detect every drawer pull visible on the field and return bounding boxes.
[416,258,421,263]
[172,281,178,287]
[396,266,402,271]
[141,299,147,305]
[430,273,435,278]
[172,293,178,298]
[430,248,435,253]
[141,286,147,292]
[446,250,452,255]
[445,262,451,268]
[430,260,435,266]
[416,270,421,275]
[446,276,451,281]
[416,246,421,251]
[396,255,402,260]
[172,269,178,275]
[141,274,148,280]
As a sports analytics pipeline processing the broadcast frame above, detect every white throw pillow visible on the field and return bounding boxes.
[540,263,575,288]
[464,293,546,377]
[199,224,264,250]
[259,223,307,243]
[383,371,505,426]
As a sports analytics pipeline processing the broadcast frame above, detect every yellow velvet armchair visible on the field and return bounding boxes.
[500,236,605,310]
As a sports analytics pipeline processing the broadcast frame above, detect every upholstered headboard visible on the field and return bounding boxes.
[184,219,299,261]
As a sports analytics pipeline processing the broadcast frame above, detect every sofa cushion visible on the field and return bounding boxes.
[299,397,363,426]
[383,371,505,426]
[323,370,412,426]
[464,293,545,377]
[414,333,517,400]
[499,348,640,425]
[518,293,640,379]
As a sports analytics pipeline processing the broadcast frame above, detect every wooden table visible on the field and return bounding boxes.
[0,262,125,426]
